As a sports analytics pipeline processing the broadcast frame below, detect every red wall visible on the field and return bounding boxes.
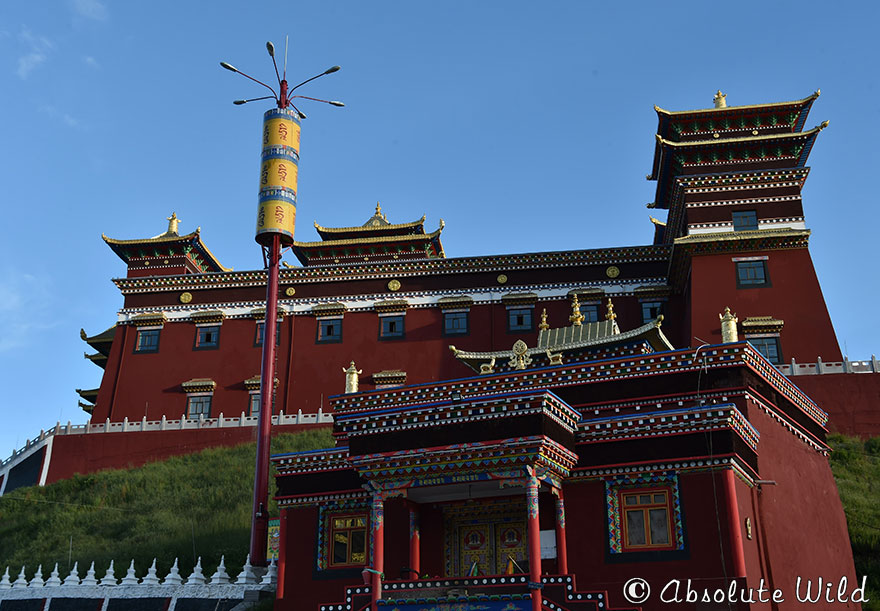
[739,398,860,609]
[93,294,686,423]
[44,423,325,483]
[791,374,880,438]
[688,248,842,361]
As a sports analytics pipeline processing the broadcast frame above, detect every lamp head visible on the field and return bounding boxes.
[324,66,341,75]
[266,41,275,57]
[220,62,238,73]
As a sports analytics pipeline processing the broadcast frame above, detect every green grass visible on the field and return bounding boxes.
[0,428,333,580]
[828,434,880,611]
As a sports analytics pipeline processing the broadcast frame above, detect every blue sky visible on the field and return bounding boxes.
[1,1,878,454]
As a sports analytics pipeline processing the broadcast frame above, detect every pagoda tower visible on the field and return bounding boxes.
[291,203,445,266]
[649,90,841,363]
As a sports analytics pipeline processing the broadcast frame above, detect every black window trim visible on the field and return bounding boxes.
[134,327,162,354]
[506,306,535,334]
[735,259,771,289]
[316,317,344,344]
[193,324,221,351]
[378,313,406,341]
[442,310,470,337]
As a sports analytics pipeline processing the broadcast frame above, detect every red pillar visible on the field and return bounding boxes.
[371,494,385,610]
[277,507,287,599]
[554,490,568,575]
[409,502,420,578]
[250,233,281,566]
[526,475,542,611]
[724,469,748,578]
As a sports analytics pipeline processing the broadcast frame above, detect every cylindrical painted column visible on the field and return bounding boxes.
[256,108,300,247]
[526,475,542,611]
[371,494,385,610]
[554,491,568,575]
[409,502,421,578]
[724,469,748,577]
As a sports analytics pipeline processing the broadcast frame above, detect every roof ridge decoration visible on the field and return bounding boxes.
[655,122,828,148]
[654,90,820,117]
[102,213,230,273]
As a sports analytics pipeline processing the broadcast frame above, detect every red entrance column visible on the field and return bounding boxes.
[526,474,542,611]
[554,489,568,574]
[409,502,420,578]
[370,494,385,610]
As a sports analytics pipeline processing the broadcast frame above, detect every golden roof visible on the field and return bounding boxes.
[314,215,427,235]
[655,122,827,148]
[673,228,810,245]
[654,90,820,117]
[293,226,444,249]
[102,213,231,272]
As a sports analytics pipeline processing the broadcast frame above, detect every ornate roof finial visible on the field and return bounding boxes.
[166,212,180,236]
[343,360,362,394]
[569,295,584,327]
[713,90,727,109]
[719,306,739,343]
[539,308,550,331]
[605,298,617,321]
[375,201,381,215]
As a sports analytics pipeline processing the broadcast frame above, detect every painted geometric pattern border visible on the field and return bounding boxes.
[316,498,370,571]
[605,471,684,554]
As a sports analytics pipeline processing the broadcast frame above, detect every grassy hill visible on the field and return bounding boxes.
[828,434,880,611]
[0,428,333,580]
[1,428,876,609]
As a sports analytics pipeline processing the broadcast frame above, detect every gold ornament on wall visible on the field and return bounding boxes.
[497,274,508,285]
[605,266,620,279]
[387,279,401,292]
[179,292,193,304]
[285,287,296,297]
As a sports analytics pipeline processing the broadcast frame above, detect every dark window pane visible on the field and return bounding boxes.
[732,210,758,231]
[196,326,220,348]
[579,304,599,323]
[508,308,533,332]
[256,322,282,346]
[653,494,665,504]
[136,329,160,353]
[444,311,468,335]
[318,319,342,343]
[649,509,669,544]
[749,337,781,364]
[626,510,646,546]
[737,261,767,286]
[187,395,212,418]
[380,316,405,338]
[641,302,663,323]
[624,495,637,506]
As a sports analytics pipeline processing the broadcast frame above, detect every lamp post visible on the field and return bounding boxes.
[222,40,343,566]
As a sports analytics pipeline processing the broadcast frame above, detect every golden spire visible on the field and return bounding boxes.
[713,90,727,109]
[569,294,584,327]
[166,212,180,236]
[719,306,739,343]
[539,308,550,331]
[605,298,617,321]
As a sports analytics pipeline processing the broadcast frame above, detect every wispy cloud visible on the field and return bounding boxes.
[71,0,108,21]
[83,55,100,69]
[0,269,58,352]
[16,26,53,79]
[40,105,84,129]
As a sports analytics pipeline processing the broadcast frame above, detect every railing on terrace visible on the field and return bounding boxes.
[777,356,879,376]
[1,409,332,471]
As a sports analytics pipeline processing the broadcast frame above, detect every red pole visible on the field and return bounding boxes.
[526,475,542,611]
[371,494,385,610]
[724,469,748,578]
[409,502,420,578]
[277,508,288,598]
[250,232,281,566]
[554,490,568,575]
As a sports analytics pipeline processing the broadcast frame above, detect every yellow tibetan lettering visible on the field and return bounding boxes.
[256,200,296,240]
[260,158,299,194]
[263,117,301,153]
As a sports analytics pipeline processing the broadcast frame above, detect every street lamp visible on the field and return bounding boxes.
[221,39,342,567]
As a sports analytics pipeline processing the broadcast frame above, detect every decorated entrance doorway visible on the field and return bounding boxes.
[443,497,528,576]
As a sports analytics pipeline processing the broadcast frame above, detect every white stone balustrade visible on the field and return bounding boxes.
[0,556,277,603]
